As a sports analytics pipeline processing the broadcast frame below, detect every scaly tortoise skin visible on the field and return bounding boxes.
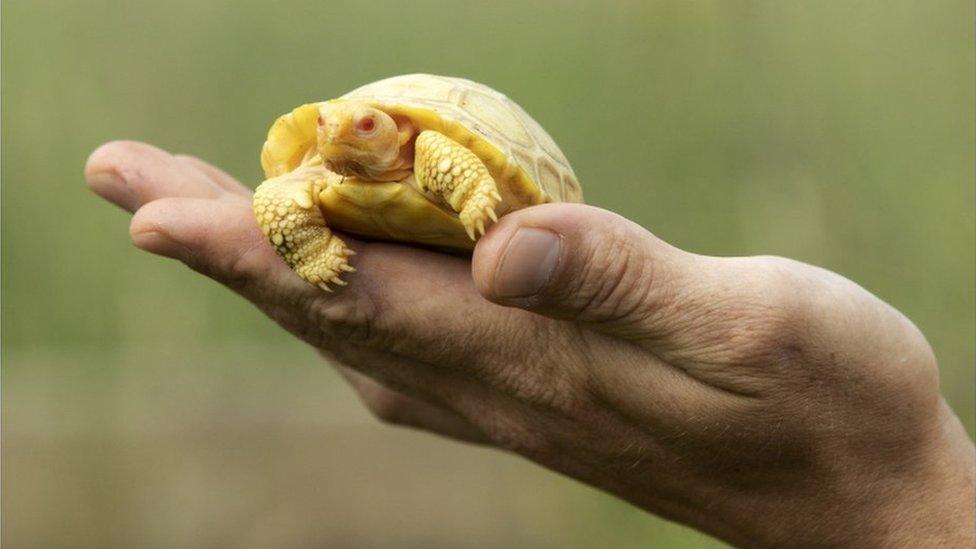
[253,73,582,291]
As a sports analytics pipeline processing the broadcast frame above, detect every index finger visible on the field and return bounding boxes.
[85,141,225,212]
[130,192,588,408]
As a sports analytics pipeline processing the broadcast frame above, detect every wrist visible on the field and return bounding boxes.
[711,401,974,548]
[780,401,973,548]
[866,401,974,548]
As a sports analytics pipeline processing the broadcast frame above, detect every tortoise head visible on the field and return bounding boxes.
[316,100,405,181]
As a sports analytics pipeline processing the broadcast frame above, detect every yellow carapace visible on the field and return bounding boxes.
[253,74,582,291]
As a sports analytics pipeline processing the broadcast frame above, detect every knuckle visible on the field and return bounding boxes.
[737,272,808,364]
[726,302,805,367]
[361,388,411,425]
[697,257,811,368]
[558,230,664,330]
[734,256,849,367]
[310,290,386,347]
[221,238,275,290]
[86,140,159,177]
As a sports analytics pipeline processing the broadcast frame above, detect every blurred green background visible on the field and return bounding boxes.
[2,1,973,547]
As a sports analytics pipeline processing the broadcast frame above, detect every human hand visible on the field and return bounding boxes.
[87,141,974,547]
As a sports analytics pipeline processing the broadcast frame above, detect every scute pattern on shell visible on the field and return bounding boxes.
[343,74,581,203]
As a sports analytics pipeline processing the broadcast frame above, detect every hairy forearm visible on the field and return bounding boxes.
[872,401,974,548]
[731,401,974,548]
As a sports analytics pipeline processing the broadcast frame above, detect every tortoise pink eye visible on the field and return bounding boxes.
[356,117,376,134]
[317,115,324,126]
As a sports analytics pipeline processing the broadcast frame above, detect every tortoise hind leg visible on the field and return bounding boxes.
[253,169,355,291]
[414,130,502,240]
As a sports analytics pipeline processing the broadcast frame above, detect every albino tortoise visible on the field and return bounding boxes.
[253,73,582,291]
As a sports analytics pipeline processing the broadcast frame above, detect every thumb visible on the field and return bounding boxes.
[473,203,700,340]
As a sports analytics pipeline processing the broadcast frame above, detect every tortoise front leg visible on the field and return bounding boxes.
[253,167,354,291]
[414,130,502,240]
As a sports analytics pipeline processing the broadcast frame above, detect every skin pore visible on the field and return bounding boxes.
[316,101,415,182]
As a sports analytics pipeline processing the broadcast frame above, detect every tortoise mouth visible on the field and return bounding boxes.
[322,156,375,181]
[316,135,375,179]
[317,138,416,184]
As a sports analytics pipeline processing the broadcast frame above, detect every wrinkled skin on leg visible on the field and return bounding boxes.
[253,166,354,291]
[414,130,501,240]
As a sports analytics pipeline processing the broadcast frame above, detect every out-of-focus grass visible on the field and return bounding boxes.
[2,1,972,547]
[4,343,728,548]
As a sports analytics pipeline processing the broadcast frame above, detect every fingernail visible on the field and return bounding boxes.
[87,171,138,212]
[494,228,561,298]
